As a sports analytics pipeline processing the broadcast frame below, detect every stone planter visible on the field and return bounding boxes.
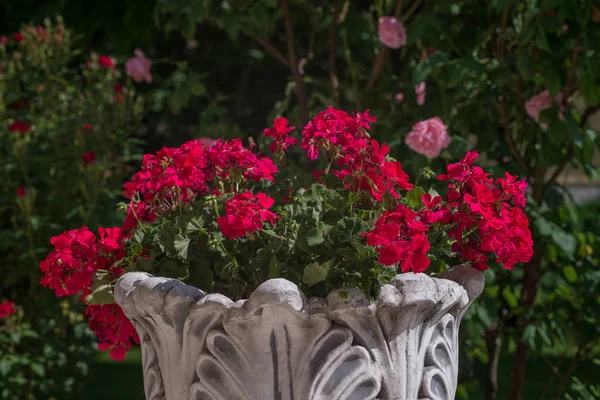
[114,266,484,400]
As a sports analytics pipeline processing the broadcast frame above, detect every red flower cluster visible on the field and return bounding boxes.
[9,120,31,133]
[0,301,16,319]
[207,139,278,184]
[86,304,139,361]
[217,192,278,239]
[366,205,431,272]
[123,140,210,229]
[302,107,412,201]
[39,227,127,297]
[40,226,131,360]
[438,152,533,270]
[264,117,297,154]
[123,138,278,231]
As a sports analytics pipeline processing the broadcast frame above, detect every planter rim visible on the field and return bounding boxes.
[114,265,484,318]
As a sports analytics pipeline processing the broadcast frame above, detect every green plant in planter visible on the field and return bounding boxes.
[39,107,533,361]
[0,18,144,399]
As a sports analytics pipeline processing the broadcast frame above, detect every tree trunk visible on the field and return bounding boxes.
[507,250,542,400]
[485,324,502,400]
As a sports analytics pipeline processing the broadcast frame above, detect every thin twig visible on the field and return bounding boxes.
[560,38,582,105]
[399,0,423,21]
[254,36,291,69]
[282,0,309,125]
[328,0,342,106]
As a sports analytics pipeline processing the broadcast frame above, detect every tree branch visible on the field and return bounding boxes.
[365,0,405,92]
[543,102,600,190]
[560,38,582,104]
[328,0,342,107]
[254,36,291,69]
[281,0,309,126]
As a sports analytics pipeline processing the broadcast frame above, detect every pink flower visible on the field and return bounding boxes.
[377,17,407,49]
[125,48,152,83]
[186,39,198,50]
[0,301,16,319]
[525,90,564,130]
[83,123,92,131]
[97,56,115,68]
[395,93,404,102]
[13,32,24,43]
[562,24,568,33]
[415,81,426,105]
[16,187,27,197]
[0,36,7,44]
[405,117,451,158]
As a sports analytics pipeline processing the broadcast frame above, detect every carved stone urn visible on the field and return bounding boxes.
[114,266,484,400]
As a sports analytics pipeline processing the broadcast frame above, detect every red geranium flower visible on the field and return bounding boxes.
[9,120,31,133]
[217,191,278,239]
[0,301,16,319]
[97,55,115,68]
[82,151,96,165]
[13,32,24,42]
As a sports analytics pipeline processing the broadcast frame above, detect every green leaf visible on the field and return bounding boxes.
[190,81,207,97]
[406,186,426,208]
[502,287,518,309]
[581,73,600,105]
[303,260,333,286]
[268,257,283,279]
[186,216,205,233]
[562,265,578,283]
[376,267,397,286]
[85,284,114,305]
[174,234,191,259]
[0,359,10,377]
[136,257,155,272]
[307,222,332,246]
[551,229,576,256]
[31,363,45,377]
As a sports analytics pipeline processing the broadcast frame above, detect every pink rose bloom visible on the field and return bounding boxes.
[415,81,426,105]
[125,48,152,83]
[378,17,407,49]
[405,117,451,158]
[396,93,404,102]
[525,90,564,130]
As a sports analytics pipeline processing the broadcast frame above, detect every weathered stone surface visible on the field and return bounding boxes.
[115,266,484,400]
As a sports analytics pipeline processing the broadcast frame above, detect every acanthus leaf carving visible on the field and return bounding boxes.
[115,266,484,400]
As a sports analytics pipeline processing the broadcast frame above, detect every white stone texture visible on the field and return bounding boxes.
[114,265,484,400]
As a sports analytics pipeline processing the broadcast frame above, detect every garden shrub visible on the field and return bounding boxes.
[0,17,144,399]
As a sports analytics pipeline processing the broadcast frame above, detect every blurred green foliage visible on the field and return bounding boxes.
[0,17,144,399]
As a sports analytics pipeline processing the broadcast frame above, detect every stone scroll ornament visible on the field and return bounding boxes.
[114,265,484,400]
